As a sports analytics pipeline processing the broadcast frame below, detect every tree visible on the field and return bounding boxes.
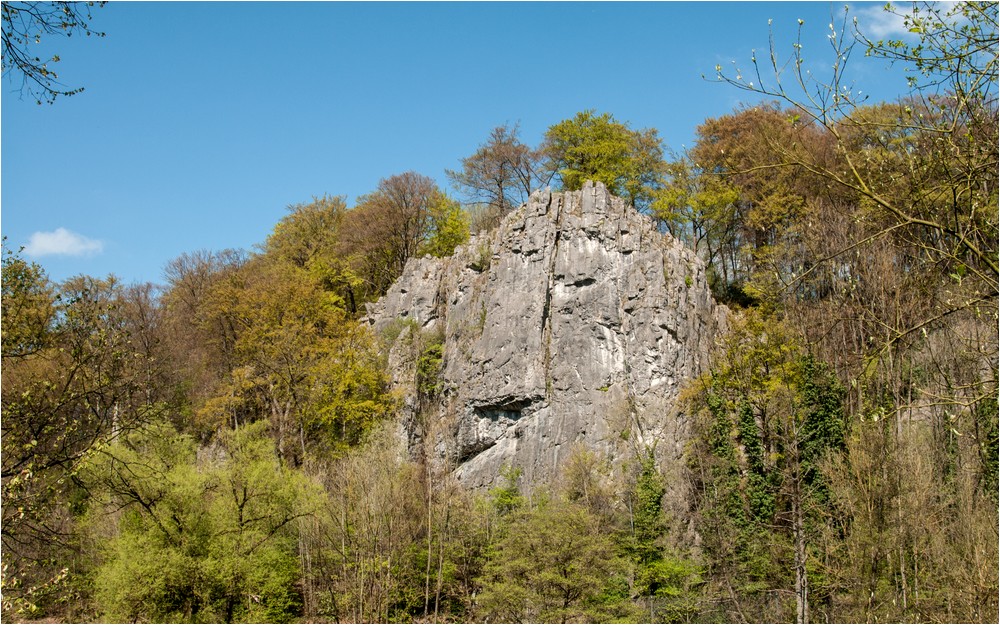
[622,449,703,623]
[685,311,846,623]
[702,18,999,621]
[655,154,744,300]
[82,420,317,623]
[1,249,162,619]
[1,1,106,104]
[158,248,250,436]
[475,495,621,623]
[419,193,470,259]
[265,196,348,270]
[447,123,544,216]
[1,241,56,359]
[195,255,395,464]
[541,110,667,209]
[338,172,450,302]
[711,3,997,296]
[305,425,425,623]
[662,103,839,305]
[264,196,364,313]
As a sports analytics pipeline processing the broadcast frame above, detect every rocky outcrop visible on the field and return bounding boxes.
[366,181,727,489]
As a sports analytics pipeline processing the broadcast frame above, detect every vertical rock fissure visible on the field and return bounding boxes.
[615,263,643,448]
[541,196,562,400]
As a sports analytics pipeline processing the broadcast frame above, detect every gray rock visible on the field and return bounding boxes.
[368,181,727,491]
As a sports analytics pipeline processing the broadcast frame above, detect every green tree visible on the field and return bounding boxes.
[476,495,621,623]
[264,195,365,313]
[83,420,317,623]
[1,251,161,619]
[619,450,703,622]
[541,110,667,209]
[487,463,523,517]
[0,242,57,358]
[420,193,470,259]
[655,154,745,301]
[685,311,845,623]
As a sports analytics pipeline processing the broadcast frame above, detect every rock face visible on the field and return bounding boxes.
[366,182,727,489]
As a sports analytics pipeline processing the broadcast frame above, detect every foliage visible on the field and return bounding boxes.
[476,495,621,623]
[416,329,445,399]
[488,464,523,516]
[1,241,57,358]
[623,450,704,623]
[82,420,317,623]
[303,425,425,623]
[192,254,396,463]
[673,5,999,620]
[420,193,470,259]
[2,5,997,621]
[685,311,845,622]
[1,248,162,619]
[541,110,667,209]
[709,3,998,298]
[339,172,448,301]
[264,195,363,312]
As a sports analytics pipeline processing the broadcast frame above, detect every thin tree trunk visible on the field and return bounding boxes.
[791,422,809,624]
[794,491,809,624]
[424,462,433,616]
[435,502,450,621]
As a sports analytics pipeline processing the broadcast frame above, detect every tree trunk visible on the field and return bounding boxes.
[424,462,433,616]
[793,475,809,624]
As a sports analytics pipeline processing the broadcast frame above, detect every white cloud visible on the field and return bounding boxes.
[24,228,104,257]
[852,3,912,39]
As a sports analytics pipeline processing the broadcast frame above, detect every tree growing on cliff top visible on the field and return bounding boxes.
[541,110,667,210]
[447,123,544,215]
[710,2,998,289]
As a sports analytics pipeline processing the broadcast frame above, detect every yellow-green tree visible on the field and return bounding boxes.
[1,246,162,619]
[541,110,667,210]
[420,193,470,259]
[475,494,622,623]
[196,255,395,464]
[685,311,846,623]
[264,195,364,313]
[83,420,318,623]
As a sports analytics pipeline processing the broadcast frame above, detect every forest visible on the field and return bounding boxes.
[1,2,997,623]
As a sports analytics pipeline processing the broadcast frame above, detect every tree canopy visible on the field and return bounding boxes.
[541,110,667,210]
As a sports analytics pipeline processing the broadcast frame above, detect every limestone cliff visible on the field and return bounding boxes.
[366,181,727,489]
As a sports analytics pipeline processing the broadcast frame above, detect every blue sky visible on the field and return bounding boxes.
[2,1,917,286]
